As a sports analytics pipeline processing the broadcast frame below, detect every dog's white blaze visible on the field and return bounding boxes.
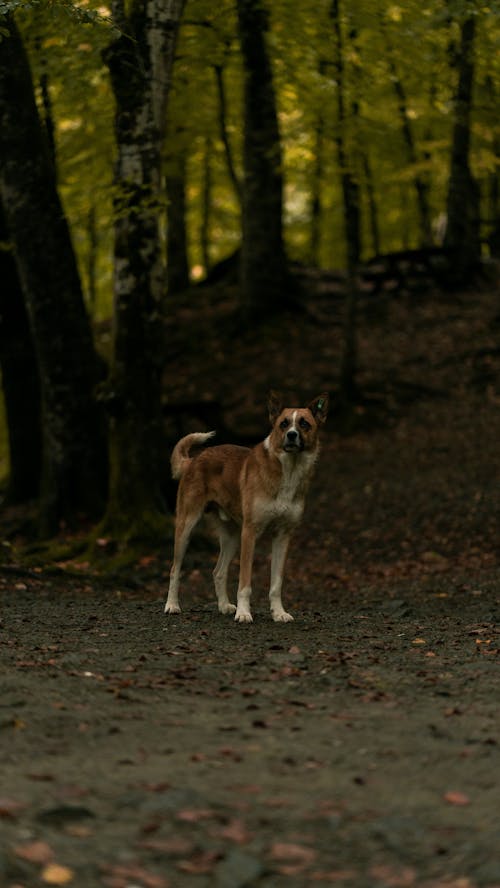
[290,410,298,433]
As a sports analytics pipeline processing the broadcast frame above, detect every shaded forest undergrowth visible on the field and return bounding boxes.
[4,260,500,582]
[2,270,500,887]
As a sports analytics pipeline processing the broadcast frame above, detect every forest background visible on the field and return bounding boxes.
[0,0,499,560]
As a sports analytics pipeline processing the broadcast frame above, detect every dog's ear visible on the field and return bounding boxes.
[308,392,329,424]
[268,390,283,424]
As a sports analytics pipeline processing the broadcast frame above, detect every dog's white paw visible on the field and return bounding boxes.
[235,609,253,623]
[219,602,237,615]
[272,611,294,623]
[164,603,181,614]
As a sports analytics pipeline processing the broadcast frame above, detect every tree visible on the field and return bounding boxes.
[444,12,480,272]
[236,0,289,318]
[0,13,107,535]
[100,0,185,544]
[0,202,41,504]
[330,0,361,404]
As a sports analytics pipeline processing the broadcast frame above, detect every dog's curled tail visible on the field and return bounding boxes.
[171,431,216,480]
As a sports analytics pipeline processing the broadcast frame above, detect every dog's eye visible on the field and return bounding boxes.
[280,419,290,430]
[299,418,311,431]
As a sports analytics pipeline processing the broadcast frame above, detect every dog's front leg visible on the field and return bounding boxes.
[269,532,294,622]
[235,523,256,623]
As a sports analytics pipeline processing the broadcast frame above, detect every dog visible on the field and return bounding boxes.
[164,391,329,623]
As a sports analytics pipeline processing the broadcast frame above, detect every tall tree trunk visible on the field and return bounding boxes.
[102,0,185,543]
[214,63,243,209]
[330,0,361,405]
[444,15,480,272]
[363,153,381,256]
[200,135,212,275]
[236,0,289,319]
[382,23,433,247]
[0,203,41,504]
[0,15,107,534]
[166,153,190,295]
[310,108,324,266]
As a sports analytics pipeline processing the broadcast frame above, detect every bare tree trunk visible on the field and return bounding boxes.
[0,15,107,534]
[102,0,185,544]
[236,0,289,319]
[330,0,361,406]
[200,135,212,275]
[444,15,480,272]
[382,19,433,247]
[310,108,324,266]
[214,62,242,208]
[363,153,381,256]
[166,153,190,295]
[0,203,41,504]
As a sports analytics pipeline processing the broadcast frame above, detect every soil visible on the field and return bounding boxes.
[1,277,500,888]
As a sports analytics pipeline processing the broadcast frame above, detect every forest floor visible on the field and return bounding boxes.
[1,272,500,887]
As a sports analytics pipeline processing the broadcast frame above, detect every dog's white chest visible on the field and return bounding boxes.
[253,453,315,530]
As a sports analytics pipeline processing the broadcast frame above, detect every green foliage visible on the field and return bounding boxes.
[5,0,500,307]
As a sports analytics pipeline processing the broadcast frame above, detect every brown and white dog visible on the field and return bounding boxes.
[164,391,329,623]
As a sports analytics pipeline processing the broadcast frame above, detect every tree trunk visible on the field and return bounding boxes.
[214,63,243,209]
[101,0,185,543]
[236,0,289,319]
[200,135,212,275]
[382,22,433,247]
[330,0,361,406]
[0,203,41,504]
[310,108,324,266]
[0,15,107,534]
[444,15,480,272]
[166,154,190,295]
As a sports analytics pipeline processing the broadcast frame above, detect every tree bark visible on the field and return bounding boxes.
[236,0,289,319]
[0,203,41,504]
[444,15,480,271]
[330,0,361,405]
[382,19,433,247]
[214,62,243,210]
[102,0,185,542]
[0,15,107,534]
[166,154,190,295]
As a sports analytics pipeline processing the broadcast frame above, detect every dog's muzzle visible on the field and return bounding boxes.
[283,429,303,452]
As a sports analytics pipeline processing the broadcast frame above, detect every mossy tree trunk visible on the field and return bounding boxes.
[236,0,289,319]
[101,0,185,544]
[0,15,107,534]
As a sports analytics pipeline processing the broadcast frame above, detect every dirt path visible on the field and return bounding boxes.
[1,571,500,888]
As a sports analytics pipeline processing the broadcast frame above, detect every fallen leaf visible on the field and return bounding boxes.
[177,850,220,874]
[444,791,470,806]
[138,836,194,855]
[176,807,214,822]
[41,863,74,885]
[0,797,26,819]
[14,841,54,864]
[217,817,251,844]
[269,842,317,864]
[100,863,169,887]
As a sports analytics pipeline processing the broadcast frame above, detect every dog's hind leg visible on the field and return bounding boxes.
[212,522,238,615]
[269,532,294,622]
[164,510,202,614]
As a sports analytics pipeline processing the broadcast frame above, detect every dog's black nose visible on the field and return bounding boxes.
[286,429,298,440]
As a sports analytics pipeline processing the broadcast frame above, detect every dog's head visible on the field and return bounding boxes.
[267,391,329,454]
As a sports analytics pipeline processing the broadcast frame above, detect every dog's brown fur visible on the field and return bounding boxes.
[164,391,329,622]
